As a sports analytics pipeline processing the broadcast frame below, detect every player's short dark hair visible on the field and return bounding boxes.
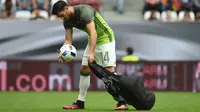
[52,0,69,15]
[126,47,134,55]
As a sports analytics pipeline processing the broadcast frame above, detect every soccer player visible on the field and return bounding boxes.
[52,0,128,110]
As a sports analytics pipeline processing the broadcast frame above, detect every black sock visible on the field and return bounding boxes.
[76,100,84,105]
[118,101,127,105]
[76,100,85,109]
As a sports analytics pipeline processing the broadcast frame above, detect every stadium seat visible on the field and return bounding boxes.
[68,0,83,6]
[31,10,49,20]
[39,10,49,20]
[49,15,57,21]
[84,0,100,12]
[178,11,195,21]
[143,11,151,20]
[15,11,31,20]
[143,11,160,20]
[161,11,178,22]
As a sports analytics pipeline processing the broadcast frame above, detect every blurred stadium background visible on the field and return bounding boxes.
[0,0,200,112]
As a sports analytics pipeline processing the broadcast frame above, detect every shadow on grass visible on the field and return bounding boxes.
[61,108,137,112]
[0,107,159,112]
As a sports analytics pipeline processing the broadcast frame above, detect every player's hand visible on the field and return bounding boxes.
[88,53,95,63]
[57,49,64,63]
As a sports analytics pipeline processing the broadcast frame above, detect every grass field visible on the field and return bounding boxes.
[0,91,200,112]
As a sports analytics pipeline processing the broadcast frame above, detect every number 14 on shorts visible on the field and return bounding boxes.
[100,51,110,63]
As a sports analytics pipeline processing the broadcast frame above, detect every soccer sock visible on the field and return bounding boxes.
[78,72,90,102]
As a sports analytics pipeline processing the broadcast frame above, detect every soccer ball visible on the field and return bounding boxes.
[60,44,77,62]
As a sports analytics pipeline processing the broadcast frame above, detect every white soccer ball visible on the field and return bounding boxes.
[60,44,77,62]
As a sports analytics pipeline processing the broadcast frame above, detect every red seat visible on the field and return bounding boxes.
[68,0,83,6]
[84,0,100,12]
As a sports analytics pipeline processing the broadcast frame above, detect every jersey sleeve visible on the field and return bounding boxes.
[80,5,95,24]
[63,20,73,30]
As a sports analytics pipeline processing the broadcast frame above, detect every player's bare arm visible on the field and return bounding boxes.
[57,28,73,63]
[64,28,73,45]
[86,21,97,63]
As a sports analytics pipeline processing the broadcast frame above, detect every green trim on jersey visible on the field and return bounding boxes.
[90,12,115,46]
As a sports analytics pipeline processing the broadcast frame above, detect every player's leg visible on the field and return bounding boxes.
[63,45,91,110]
[95,40,128,110]
[76,65,91,107]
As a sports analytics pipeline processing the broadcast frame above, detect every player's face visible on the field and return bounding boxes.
[57,7,71,20]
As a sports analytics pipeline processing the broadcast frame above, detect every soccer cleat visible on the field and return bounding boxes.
[114,104,128,110]
[62,100,84,110]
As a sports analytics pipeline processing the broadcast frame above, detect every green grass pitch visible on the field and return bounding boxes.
[0,91,200,112]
